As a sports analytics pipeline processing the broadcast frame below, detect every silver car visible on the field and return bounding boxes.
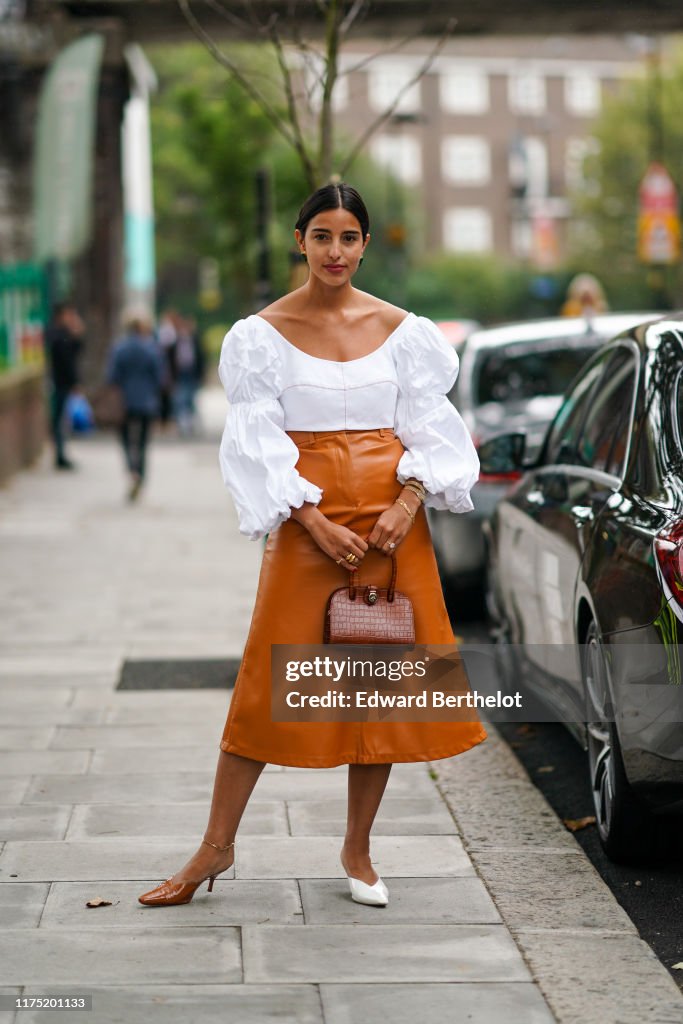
[428,313,660,597]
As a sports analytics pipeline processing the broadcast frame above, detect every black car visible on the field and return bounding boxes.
[483,314,683,863]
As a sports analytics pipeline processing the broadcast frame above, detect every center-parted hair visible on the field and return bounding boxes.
[295,183,370,241]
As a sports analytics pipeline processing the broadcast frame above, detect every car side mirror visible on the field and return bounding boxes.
[478,432,527,476]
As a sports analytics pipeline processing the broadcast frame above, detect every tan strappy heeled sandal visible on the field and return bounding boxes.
[138,837,235,906]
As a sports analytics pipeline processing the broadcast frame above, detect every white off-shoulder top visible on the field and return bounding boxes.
[218,311,479,540]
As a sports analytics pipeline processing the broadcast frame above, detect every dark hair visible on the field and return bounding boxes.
[295,182,369,240]
[52,301,74,320]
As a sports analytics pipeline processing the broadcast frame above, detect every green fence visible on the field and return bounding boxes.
[0,263,48,372]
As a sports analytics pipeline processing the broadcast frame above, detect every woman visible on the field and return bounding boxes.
[138,183,487,909]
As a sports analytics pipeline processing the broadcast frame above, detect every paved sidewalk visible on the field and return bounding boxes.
[0,403,680,1023]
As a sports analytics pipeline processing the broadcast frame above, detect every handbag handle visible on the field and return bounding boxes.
[348,552,397,603]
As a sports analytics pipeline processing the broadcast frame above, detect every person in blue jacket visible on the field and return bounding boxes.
[106,309,164,501]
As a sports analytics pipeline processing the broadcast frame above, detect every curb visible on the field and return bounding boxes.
[432,721,683,1024]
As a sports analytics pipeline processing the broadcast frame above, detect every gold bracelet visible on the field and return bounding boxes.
[404,478,426,499]
[395,497,416,523]
[403,482,426,503]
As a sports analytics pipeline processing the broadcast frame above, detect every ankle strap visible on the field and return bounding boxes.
[202,837,234,851]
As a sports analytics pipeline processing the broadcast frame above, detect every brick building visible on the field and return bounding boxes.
[314,35,641,264]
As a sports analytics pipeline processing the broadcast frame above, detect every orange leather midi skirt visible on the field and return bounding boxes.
[219,428,488,766]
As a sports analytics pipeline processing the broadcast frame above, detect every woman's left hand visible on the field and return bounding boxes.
[366,498,417,555]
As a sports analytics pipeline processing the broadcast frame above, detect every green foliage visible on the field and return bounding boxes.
[148,41,422,321]
[570,46,683,309]
[149,42,282,317]
[406,253,551,325]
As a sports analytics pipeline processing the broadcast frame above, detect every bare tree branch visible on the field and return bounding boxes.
[339,0,370,36]
[336,34,416,79]
[339,17,458,177]
[264,15,317,187]
[177,0,301,151]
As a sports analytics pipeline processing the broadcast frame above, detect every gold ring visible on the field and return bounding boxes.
[335,558,344,565]
[345,552,358,564]
[388,541,396,549]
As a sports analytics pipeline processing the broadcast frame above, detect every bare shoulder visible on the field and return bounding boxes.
[255,290,305,325]
[353,291,410,331]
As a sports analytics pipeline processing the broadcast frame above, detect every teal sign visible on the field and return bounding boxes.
[33,34,105,261]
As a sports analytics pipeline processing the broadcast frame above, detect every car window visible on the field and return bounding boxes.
[543,351,609,465]
[475,340,602,406]
[575,348,637,476]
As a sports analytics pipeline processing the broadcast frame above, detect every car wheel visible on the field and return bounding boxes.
[583,621,659,864]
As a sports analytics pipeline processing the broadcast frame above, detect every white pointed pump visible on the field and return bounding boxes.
[347,873,389,906]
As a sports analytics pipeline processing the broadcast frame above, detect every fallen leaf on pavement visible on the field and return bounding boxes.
[537,765,555,773]
[563,815,596,832]
[672,963,683,970]
[85,898,113,908]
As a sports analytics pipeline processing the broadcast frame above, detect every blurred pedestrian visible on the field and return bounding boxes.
[156,309,178,433]
[560,273,608,320]
[106,308,164,501]
[44,301,85,470]
[171,315,204,437]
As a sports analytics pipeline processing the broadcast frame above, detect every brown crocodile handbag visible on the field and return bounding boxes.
[324,554,415,645]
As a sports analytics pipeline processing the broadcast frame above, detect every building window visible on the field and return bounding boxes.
[368,59,421,115]
[524,137,548,198]
[443,207,492,252]
[439,68,489,114]
[511,220,533,259]
[508,71,546,115]
[565,137,600,193]
[565,71,601,116]
[370,134,422,185]
[442,136,491,186]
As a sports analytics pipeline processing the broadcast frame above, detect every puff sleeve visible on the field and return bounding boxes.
[393,316,479,513]
[217,318,323,540]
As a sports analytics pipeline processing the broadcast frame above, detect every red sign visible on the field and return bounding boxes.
[638,162,680,264]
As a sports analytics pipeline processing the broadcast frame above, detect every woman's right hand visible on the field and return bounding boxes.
[308,517,368,572]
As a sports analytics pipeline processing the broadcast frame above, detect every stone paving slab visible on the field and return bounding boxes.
[0,989,20,1024]
[89,746,225,774]
[286,796,458,835]
[21,773,226,805]
[51,723,223,749]
[441,777,579,851]
[0,707,107,727]
[40,879,302,928]
[0,806,72,842]
[516,930,683,1024]
[0,752,91,776]
[0,928,242,986]
[471,849,637,932]
[299,876,501,925]
[0,839,242,882]
[0,657,120,677]
[0,729,55,751]
[0,688,74,709]
[0,883,50,927]
[0,779,30,804]
[2,985,324,1024]
[242,924,531,983]
[20,769,436,805]
[235,835,474,879]
[65,801,288,839]
[319,982,556,1024]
